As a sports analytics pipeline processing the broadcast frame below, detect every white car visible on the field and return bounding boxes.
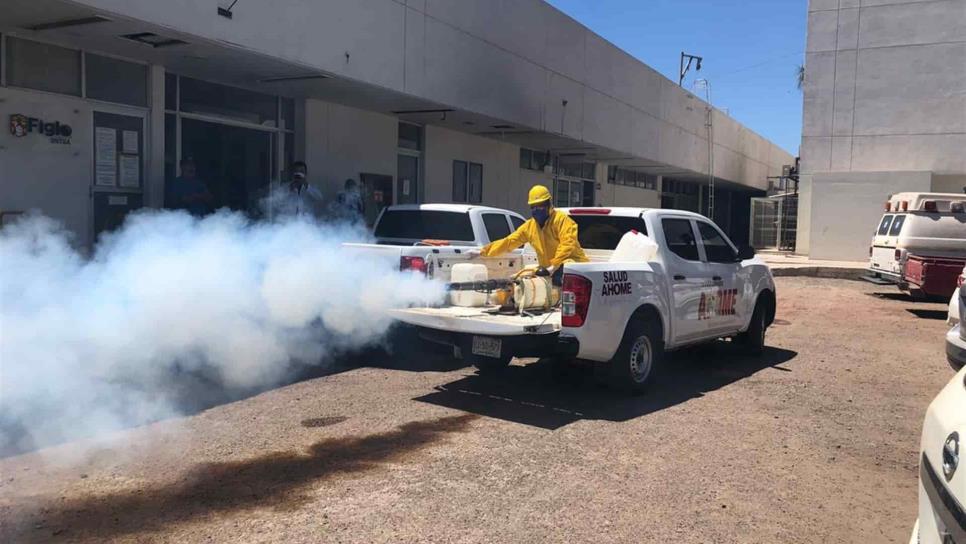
[389,207,776,393]
[947,266,966,371]
[910,365,966,543]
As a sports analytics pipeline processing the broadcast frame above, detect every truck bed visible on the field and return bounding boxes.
[388,306,560,336]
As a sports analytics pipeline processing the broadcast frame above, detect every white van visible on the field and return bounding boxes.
[866,192,966,298]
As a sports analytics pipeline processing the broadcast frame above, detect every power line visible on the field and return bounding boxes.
[701,50,804,81]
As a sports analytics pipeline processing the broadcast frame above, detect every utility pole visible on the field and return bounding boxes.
[679,52,703,86]
[694,79,714,221]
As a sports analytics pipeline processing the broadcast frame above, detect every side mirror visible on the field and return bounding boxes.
[737,245,756,261]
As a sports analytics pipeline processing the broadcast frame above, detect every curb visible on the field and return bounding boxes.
[769,266,867,281]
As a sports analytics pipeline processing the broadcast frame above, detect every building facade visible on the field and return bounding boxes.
[1,0,793,249]
[799,0,966,260]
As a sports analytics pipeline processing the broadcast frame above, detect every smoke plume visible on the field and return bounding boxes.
[0,209,443,454]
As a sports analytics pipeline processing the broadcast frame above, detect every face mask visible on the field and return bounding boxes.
[531,205,550,227]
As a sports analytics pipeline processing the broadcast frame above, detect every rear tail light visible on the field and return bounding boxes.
[884,201,891,211]
[958,275,964,288]
[923,200,938,212]
[869,246,873,257]
[562,273,592,327]
[400,256,428,274]
[894,248,902,261]
[901,201,909,211]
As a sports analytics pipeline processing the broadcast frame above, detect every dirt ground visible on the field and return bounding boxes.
[0,277,957,543]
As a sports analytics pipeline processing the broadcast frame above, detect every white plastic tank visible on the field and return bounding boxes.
[450,263,489,307]
[610,230,659,262]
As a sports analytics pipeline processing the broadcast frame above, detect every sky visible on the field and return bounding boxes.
[545,0,807,155]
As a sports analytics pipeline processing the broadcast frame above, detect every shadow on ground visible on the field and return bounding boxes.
[415,343,798,430]
[906,308,949,320]
[7,414,477,544]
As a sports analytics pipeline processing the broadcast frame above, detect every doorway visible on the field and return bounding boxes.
[360,173,393,226]
[397,154,419,205]
[179,118,272,214]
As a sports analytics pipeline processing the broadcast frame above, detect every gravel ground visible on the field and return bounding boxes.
[0,277,956,543]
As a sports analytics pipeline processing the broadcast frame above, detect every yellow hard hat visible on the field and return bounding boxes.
[527,184,552,206]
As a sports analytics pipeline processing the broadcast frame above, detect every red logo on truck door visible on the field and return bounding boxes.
[698,288,737,320]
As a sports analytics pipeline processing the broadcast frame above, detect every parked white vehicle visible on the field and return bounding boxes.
[947,266,966,371]
[865,192,966,299]
[389,207,777,393]
[343,204,530,272]
[909,365,966,543]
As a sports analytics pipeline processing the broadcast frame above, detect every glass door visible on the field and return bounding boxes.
[397,154,419,205]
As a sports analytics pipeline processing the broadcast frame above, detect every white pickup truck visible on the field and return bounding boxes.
[389,207,777,393]
[343,204,529,272]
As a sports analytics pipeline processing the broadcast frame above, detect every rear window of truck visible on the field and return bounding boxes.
[569,215,648,250]
[374,210,475,242]
[877,215,894,235]
[888,215,905,236]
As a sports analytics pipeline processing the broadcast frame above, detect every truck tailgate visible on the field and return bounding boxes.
[388,306,560,336]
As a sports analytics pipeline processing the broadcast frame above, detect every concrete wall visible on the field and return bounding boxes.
[302,99,397,204]
[807,171,932,261]
[799,0,966,258]
[72,0,793,191]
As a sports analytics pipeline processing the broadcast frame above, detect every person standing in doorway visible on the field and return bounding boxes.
[333,178,365,222]
[277,161,324,218]
[165,157,213,216]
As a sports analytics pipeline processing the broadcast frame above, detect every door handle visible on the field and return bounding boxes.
[712,276,722,281]
[673,274,686,281]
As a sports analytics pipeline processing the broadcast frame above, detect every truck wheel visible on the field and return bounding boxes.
[608,318,664,394]
[473,356,512,374]
[736,298,768,355]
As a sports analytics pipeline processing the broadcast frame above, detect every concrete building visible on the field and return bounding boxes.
[1,0,793,249]
[799,0,966,260]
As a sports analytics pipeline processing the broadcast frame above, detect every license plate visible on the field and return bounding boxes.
[471,336,502,359]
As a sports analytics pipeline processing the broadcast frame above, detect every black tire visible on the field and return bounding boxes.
[737,298,768,355]
[607,318,664,394]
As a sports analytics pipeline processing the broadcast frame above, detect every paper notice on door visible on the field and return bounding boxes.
[119,155,140,188]
[402,178,411,196]
[122,130,139,154]
[95,127,117,186]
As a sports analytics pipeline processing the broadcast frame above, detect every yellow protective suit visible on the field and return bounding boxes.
[480,209,589,268]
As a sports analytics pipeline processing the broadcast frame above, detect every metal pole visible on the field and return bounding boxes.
[695,79,714,220]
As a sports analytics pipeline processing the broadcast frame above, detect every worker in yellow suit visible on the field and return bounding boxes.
[469,185,588,282]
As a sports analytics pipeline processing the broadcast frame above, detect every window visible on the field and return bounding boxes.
[662,218,699,261]
[373,210,475,242]
[510,215,526,230]
[697,221,737,263]
[452,160,482,203]
[482,214,511,241]
[877,215,894,236]
[519,147,549,171]
[570,215,647,250]
[179,76,277,126]
[165,72,178,110]
[607,166,657,190]
[5,37,81,96]
[452,161,467,202]
[554,179,590,207]
[85,53,147,107]
[398,123,423,151]
[889,214,906,236]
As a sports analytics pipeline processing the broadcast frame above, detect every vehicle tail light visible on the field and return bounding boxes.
[901,201,909,211]
[884,201,890,211]
[400,256,428,274]
[561,273,592,327]
[568,208,611,215]
[895,248,902,261]
[952,201,965,213]
[958,275,964,288]
[923,200,938,212]
[869,246,873,257]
